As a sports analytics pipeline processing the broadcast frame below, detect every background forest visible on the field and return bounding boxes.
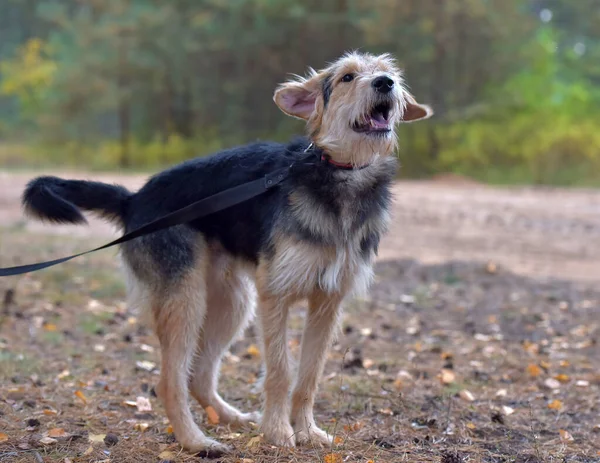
[1,0,599,185]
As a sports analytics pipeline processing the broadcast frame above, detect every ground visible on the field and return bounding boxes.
[0,171,599,463]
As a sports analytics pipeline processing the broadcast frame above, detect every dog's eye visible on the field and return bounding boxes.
[341,73,354,83]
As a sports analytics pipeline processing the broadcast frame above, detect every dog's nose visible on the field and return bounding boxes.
[372,76,394,94]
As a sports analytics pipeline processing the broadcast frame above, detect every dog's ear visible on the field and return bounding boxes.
[273,72,321,120]
[401,92,433,123]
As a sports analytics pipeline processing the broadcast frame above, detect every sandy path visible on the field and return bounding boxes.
[1,170,599,282]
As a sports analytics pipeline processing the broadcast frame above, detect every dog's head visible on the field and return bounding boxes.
[274,52,432,167]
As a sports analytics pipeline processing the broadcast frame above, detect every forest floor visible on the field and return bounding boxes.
[1,170,599,463]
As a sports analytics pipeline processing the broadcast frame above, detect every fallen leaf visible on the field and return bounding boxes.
[576,380,590,387]
[93,344,106,353]
[44,323,58,332]
[43,409,58,416]
[123,400,137,407]
[548,399,563,411]
[89,434,106,443]
[343,421,363,432]
[57,370,70,380]
[134,422,149,432]
[334,436,344,445]
[158,450,177,459]
[555,374,570,383]
[136,396,152,412]
[362,358,375,369]
[459,390,475,402]
[501,406,515,416]
[378,408,393,416]
[205,405,220,425]
[39,437,57,445]
[246,344,260,358]
[439,369,456,384]
[246,435,262,448]
[47,428,67,438]
[559,429,574,443]
[74,390,88,404]
[82,445,94,456]
[466,422,476,429]
[527,364,542,378]
[0,433,8,443]
[544,378,561,390]
[166,425,173,434]
[496,389,507,397]
[324,453,343,463]
[135,360,156,372]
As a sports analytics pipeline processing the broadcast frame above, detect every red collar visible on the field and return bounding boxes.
[320,154,370,170]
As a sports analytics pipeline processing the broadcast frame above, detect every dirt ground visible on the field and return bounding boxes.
[0,170,599,463]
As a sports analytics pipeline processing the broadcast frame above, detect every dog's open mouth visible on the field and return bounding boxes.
[352,102,392,134]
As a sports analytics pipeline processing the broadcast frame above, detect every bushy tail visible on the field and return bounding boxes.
[22,176,132,226]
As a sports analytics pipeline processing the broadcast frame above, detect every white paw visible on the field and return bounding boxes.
[261,420,296,447]
[294,424,334,447]
[178,436,231,456]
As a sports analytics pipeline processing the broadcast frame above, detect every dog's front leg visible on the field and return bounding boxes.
[257,290,296,447]
[291,290,343,446]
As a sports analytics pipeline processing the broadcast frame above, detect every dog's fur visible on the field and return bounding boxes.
[21,52,432,454]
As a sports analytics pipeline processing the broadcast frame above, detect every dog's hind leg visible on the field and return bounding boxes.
[291,289,343,446]
[189,254,260,425]
[152,262,229,455]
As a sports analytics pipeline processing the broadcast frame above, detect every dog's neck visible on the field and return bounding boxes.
[306,142,372,170]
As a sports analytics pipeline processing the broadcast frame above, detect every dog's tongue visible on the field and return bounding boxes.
[370,111,389,129]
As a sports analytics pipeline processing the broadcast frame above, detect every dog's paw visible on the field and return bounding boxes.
[179,436,231,456]
[261,420,296,447]
[224,410,261,427]
[294,425,334,447]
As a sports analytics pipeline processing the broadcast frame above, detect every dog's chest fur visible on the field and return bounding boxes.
[268,157,396,297]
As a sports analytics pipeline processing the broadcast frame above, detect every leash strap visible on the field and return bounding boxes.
[0,164,294,277]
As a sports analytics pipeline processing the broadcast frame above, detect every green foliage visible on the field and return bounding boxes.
[0,0,599,185]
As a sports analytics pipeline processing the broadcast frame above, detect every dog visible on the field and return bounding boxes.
[20,52,432,454]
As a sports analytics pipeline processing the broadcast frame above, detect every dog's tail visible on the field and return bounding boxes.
[22,176,132,227]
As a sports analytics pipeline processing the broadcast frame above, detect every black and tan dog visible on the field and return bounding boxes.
[21,52,432,453]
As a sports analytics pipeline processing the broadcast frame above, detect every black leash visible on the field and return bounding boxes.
[0,154,310,277]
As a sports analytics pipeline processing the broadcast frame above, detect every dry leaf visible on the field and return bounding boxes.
[548,399,563,411]
[246,435,262,448]
[527,364,542,378]
[576,380,590,388]
[324,453,343,463]
[158,450,177,459]
[246,344,260,358]
[501,406,515,416]
[135,360,156,372]
[44,323,58,332]
[466,422,476,429]
[43,409,58,416]
[136,396,152,412]
[559,429,574,443]
[343,422,363,433]
[89,434,106,443]
[39,437,57,445]
[48,428,67,438]
[74,390,88,404]
[166,425,173,434]
[555,374,570,383]
[496,389,508,397]
[544,378,561,390]
[0,433,8,443]
[362,358,375,369]
[57,370,70,380]
[378,408,393,416]
[93,344,106,353]
[486,261,497,274]
[82,445,94,456]
[123,400,137,407]
[334,436,344,445]
[459,390,475,402]
[205,405,220,425]
[439,369,456,384]
[134,422,149,432]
